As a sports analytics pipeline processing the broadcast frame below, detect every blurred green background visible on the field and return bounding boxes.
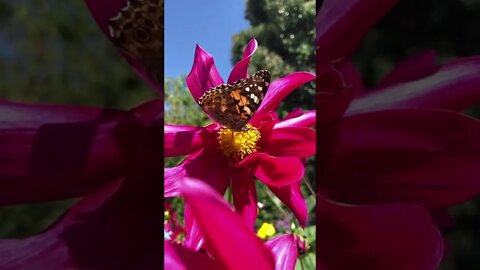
[1,0,480,269]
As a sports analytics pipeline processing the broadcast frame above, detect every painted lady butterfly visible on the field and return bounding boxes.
[108,0,164,84]
[198,70,271,131]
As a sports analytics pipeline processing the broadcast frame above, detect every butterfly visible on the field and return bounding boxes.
[198,70,271,131]
[108,0,164,84]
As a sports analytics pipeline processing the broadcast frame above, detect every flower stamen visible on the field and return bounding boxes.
[217,124,261,160]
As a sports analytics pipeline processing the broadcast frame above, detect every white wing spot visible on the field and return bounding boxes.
[122,0,131,11]
[108,26,115,37]
[110,12,122,21]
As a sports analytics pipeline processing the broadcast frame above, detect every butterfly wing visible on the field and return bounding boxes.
[198,70,271,130]
[108,0,164,84]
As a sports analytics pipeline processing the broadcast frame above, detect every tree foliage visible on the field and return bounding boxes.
[232,0,316,114]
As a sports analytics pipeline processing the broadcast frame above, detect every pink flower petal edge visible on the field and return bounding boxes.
[232,171,258,229]
[239,153,304,187]
[179,178,275,270]
[321,109,480,208]
[228,38,258,83]
[186,45,224,101]
[348,56,480,114]
[316,0,399,62]
[164,124,205,157]
[317,198,443,270]
[251,72,315,126]
[265,234,299,270]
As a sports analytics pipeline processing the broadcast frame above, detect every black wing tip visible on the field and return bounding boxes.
[254,70,271,83]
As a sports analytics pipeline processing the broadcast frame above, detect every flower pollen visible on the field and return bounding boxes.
[217,124,261,160]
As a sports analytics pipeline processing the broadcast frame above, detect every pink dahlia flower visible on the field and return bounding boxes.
[318,0,480,212]
[0,1,164,268]
[164,37,315,246]
[316,0,480,268]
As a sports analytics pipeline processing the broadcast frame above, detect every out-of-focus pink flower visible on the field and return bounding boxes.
[165,38,315,245]
[316,0,480,268]
[317,0,480,211]
[0,1,164,268]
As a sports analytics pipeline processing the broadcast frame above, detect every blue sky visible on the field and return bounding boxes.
[165,0,250,80]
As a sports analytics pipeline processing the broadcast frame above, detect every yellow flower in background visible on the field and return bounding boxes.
[257,222,276,239]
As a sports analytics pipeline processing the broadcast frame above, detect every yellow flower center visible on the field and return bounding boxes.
[217,124,261,160]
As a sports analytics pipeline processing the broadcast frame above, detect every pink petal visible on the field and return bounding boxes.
[0,176,163,268]
[165,241,222,270]
[283,108,304,120]
[186,45,224,101]
[232,170,258,229]
[84,0,125,37]
[239,153,304,187]
[317,61,361,126]
[251,72,315,126]
[320,109,480,208]
[164,149,230,198]
[274,110,316,128]
[131,99,163,125]
[317,198,443,270]
[316,0,399,62]
[84,0,163,93]
[165,148,231,249]
[348,56,480,114]
[268,181,307,227]
[164,124,206,157]
[183,205,205,251]
[377,50,439,88]
[0,101,139,205]
[265,127,316,158]
[265,234,298,270]
[228,38,258,83]
[179,178,275,270]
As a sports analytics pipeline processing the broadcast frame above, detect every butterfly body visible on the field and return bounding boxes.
[198,70,271,131]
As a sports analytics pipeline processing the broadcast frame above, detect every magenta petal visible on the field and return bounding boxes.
[0,176,162,269]
[165,241,222,270]
[0,100,144,205]
[317,61,361,126]
[84,0,163,94]
[265,127,316,158]
[180,178,275,270]
[283,108,304,120]
[186,45,224,101]
[232,171,258,229]
[321,109,480,208]
[239,153,304,187]
[377,50,438,88]
[228,38,258,83]
[348,56,480,114]
[165,149,231,249]
[251,72,315,126]
[275,110,316,128]
[317,198,443,270]
[316,0,399,62]
[164,149,230,198]
[183,205,205,251]
[164,124,206,157]
[268,181,307,227]
[265,235,298,270]
[84,0,126,37]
